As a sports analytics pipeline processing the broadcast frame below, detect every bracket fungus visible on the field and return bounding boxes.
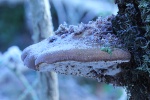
[21,16,131,82]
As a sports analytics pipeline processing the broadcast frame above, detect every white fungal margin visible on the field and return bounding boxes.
[38,60,129,78]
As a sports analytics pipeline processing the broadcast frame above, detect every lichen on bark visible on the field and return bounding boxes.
[112,0,150,99]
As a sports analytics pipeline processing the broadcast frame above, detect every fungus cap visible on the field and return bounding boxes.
[36,45,130,78]
[21,16,131,79]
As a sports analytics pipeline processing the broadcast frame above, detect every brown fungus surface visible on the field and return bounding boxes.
[21,16,131,82]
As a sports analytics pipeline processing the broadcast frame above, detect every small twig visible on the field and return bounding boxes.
[51,0,67,24]
[18,78,38,100]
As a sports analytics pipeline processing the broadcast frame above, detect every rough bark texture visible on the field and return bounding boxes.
[29,0,59,100]
[111,0,150,100]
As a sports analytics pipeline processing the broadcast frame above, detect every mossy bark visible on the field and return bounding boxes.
[111,0,150,100]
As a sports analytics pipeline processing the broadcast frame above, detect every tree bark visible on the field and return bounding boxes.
[28,0,59,100]
[112,0,150,100]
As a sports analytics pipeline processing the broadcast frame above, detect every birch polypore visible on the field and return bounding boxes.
[21,16,131,80]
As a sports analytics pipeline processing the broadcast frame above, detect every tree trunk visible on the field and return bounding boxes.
[111,0,150,100]
[28,0,59,100]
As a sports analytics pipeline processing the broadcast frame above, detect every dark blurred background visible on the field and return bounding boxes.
[0,1,30,52]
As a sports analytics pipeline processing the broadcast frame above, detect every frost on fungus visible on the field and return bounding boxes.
[22,15,131,84]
